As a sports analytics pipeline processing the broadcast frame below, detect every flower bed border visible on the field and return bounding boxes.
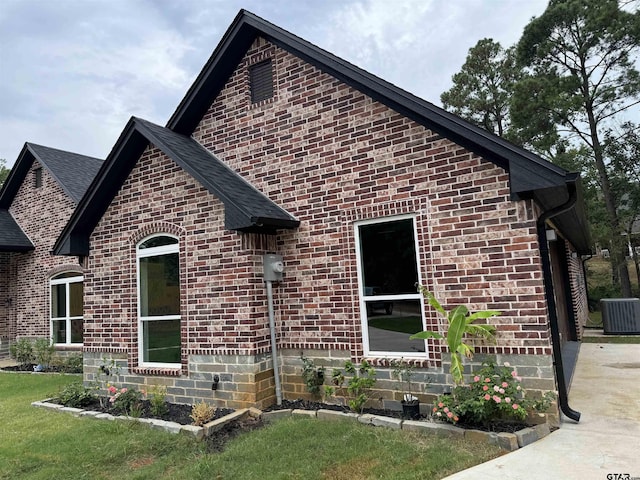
[32,399,260,441]
[33,399,550,451]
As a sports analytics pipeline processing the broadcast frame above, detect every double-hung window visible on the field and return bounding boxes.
[137,235,181,367]
[355,216,426,356]
[50,272,83,345]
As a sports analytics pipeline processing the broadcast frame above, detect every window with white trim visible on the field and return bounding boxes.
[355,216,426,356]
[50,272,83,344]
[137,235,181,367]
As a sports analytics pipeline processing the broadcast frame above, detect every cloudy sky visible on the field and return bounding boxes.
[0,0,548,167]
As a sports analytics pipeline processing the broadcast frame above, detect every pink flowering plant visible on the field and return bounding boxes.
[107,383,145,416]
[431,362,555,426]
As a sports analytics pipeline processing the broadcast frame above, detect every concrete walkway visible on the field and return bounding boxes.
[444,342,640,479]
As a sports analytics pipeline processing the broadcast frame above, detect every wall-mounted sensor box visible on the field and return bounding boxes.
[263,254,284,282]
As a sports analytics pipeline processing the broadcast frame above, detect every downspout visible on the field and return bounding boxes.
[536,181,581,422]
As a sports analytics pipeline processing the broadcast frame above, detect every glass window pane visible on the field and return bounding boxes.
[51,284,66,318]
[139,253,180,316]
[139,236,178,249]
[69,282,83,317]
[71,319,83,343]
[52,320,66,344]
[359,219,418,295]
[366,299,425,353]
[143,319,181,363]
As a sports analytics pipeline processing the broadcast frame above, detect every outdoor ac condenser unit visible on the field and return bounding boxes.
[600,298,640,334]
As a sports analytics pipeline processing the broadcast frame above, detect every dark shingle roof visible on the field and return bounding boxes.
[0,143,103,208]
[27,143,103,203]
[0,143,102,252]
[0,209,34,252]
[53,117,299,256]
[135,118,299,230]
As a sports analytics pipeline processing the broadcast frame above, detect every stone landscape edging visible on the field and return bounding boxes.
[261,408,551,451]
[32,400,550,451]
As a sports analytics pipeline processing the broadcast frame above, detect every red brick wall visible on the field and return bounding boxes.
[189,37,553,362]
[6,161,84,343]
[84,37,598,380]
[87,147,276,374]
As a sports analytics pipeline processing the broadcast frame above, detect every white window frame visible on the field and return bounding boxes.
[354,214,427,358]
[136,234,181,368]
[50,273,84,345]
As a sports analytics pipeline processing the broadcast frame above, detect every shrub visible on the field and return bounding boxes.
[33,338,55,368]
[60,353,83,373]
[190,401,216,426]
[300,355,325,396]
[58,381,97,408]
[431,362,555,426]
[109,387,144,416]
[148,384,169,417]
[9,338,34,367]
[324,360,377,413]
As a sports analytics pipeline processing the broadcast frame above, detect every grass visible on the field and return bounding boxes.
[0,373,502,480]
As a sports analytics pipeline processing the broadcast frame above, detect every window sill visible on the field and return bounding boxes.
[54,344,83,351]
[132,366,182,377]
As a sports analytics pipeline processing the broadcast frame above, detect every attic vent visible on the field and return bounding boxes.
[34,167,42,188]
[249,59,274,103]
[601,298,640,334]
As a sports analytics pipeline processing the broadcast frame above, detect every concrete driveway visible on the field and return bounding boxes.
[444,342,640,479]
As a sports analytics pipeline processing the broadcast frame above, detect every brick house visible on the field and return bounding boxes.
[54,10,590,421]
[0,143,102,357]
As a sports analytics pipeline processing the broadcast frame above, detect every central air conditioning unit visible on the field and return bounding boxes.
[600,298,640,335]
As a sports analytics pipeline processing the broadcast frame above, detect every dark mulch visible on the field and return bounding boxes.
[51,397,234,427]
[264,398,531,433]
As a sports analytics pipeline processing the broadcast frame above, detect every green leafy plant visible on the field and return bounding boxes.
[190,400,216,426]
[9,338,34,368]
[50,353,83,373]
[148,384,169,417]
[300,355,325,396]
[431,362,555,426]
[324,360,377,413]
[33,338,55,368]
[411,287,499,384]
[58,381,97,408]
[109,386,143,416]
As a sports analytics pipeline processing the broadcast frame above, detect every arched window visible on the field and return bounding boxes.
[50,272,83,344]
[137,235,181,366]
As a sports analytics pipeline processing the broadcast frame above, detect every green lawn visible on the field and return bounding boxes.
[0,373,502,479]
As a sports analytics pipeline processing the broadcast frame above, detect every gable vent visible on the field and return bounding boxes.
[249,59,274,103]
[601,298,640,334]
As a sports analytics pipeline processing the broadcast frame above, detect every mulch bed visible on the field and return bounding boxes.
[1,364,82,374]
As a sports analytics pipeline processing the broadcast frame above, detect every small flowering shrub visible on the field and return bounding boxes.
[108,385,144,416]
[431,362,555,426]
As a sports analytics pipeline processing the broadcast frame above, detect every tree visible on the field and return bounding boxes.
[0,159,9,188]
[514,0,640,296]
[441,39,521,138]
[606,123,640,290]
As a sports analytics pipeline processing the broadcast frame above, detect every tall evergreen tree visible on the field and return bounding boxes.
[514,0,640,296]
[441,39,521,138]
[0,159,10,188]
